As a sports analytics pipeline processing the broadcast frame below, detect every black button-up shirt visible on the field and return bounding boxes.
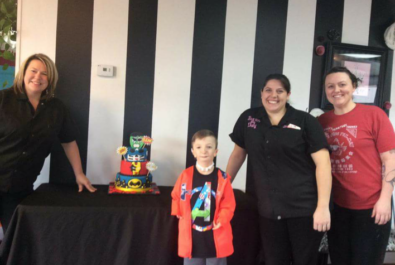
[0,88,77,193]
[230,104,329,219]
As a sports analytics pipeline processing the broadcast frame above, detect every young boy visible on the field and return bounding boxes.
[171,130,236,265]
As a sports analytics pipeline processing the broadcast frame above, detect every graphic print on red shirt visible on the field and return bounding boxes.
[325,123,357,175]
[319,104,395,209]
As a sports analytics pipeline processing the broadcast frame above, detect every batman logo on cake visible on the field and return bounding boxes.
[128,179,142,189]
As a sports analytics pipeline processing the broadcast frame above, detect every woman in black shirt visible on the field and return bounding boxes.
[0,54,96,232]
[226,74,331,265]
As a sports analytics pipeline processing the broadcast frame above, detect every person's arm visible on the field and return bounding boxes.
[311,148,332,232]
[226,144,247,183]
[61,141,97,192]
[171,173,183,218]
[373,149,395,225]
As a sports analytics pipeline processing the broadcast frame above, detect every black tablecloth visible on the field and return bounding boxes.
[0,184,260,265]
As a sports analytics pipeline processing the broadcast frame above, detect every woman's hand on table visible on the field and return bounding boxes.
[75,173,97,192]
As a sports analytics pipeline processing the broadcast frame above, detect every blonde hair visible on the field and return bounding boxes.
[13,53,59,100]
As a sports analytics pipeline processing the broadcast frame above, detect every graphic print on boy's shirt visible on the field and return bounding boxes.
[190,167,218,257]
[190,168,218,231]
[191,181,213,231]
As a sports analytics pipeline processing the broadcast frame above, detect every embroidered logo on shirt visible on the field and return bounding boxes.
[247,116,260,129]
[283,123,301,130]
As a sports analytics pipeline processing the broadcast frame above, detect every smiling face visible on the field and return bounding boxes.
[191,136,218,167]
[23,59,49,98]
[261,79,290,115]
[325,72,356,112]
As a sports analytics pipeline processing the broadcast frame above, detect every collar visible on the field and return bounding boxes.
[280,103,296,126]
[255,103,296,126]
[16,89,48,104]
[16,91,28,101]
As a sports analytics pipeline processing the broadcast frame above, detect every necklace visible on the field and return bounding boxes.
[196,162,214,172]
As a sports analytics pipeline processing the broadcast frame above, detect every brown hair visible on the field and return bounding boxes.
[13,53,58,100]
[191,129,218,148]
[324,66,360,88]
[262,73,291,93]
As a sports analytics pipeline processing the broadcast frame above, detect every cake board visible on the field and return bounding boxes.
[108,182,160,195]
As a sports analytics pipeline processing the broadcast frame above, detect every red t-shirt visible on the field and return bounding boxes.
[318,104,395,209]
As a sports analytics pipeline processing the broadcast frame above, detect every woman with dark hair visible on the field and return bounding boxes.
[0,54,96,233]
[318,66,395,265]
[227,74,332,264]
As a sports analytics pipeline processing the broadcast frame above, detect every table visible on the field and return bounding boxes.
[0,184,260,265]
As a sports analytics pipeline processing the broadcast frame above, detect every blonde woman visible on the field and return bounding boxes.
[0,54,96,232]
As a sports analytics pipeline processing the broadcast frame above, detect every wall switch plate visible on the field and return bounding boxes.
[97,65,115,77]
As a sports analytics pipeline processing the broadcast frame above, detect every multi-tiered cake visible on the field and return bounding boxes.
[109,133,158,194]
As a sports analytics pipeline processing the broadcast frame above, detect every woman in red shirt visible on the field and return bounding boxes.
[319,66,395,265]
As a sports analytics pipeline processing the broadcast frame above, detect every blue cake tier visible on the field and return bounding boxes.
[115,173,153,192]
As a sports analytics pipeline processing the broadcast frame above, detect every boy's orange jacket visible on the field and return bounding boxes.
[171,166,236,258]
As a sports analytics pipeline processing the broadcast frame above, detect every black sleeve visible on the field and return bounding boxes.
[229,111,248,149]
[303,113,329,154]
[0,88,8,106]
[57,100,78,143]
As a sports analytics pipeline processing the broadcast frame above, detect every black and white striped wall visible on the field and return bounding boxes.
[16,0,395,191]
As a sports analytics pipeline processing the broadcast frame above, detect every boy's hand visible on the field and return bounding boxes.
[212,221,221,230]
[176,215,183,219]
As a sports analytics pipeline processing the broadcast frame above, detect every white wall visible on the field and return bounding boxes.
[342,0,372,46]
[150,0,196,186]
[86,0,129,184]
[216,0,258,191]
[17,0,58,189]
[283,0,317,112]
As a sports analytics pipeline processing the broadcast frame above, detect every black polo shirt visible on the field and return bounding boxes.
[230,104,329,220]
[0,88,77,193]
